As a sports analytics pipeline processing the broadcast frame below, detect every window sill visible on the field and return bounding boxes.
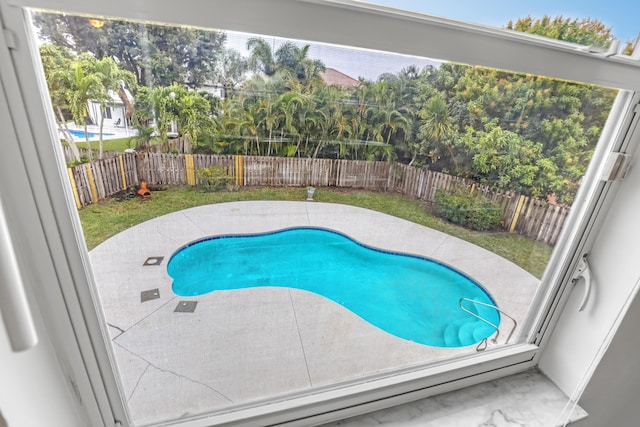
[320,369,587,426]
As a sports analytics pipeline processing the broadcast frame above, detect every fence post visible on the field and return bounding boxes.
[67,168,82,209]
[509,195,527,233]
[185,154,196,186]
[235,155,245,186]
[85,164,98,204]
[118,155,127,190]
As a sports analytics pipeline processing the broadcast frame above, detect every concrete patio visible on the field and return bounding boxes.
[89,201,540,425]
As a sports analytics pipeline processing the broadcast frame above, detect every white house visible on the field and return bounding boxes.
[197,82,226,99]
[86,88,134,128]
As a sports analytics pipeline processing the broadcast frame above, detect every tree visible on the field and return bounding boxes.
[368,80,411,150]
[67,55,104,162]
[257,95,280,156]
[210,47,248,96]
[413,60,613,201]
[457,120,555,196]
[128,125,156,151]
[33,12,227,88]
[172,90,215,146]
[507,15,615,48]
[505,15,618,201]
[278,90,308,157]
[92,57,137,158]
[38,43,83,162]
[316,85,351,158]
[133,84,214,147]
[275,42,326,84]
[247,38,325,86]
[417,95,456,170]
[246,38,277,77]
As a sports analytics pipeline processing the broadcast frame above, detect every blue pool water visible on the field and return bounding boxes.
[68,129,114,139]
[167,227,500,347]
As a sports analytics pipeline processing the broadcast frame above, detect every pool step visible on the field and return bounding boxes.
[458,321,479,345]
[473,323,496,343]
[442,320,465,347]
[442,319,497,347]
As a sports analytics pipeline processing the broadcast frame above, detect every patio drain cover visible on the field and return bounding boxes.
[140,288,160,302]
[175,301,198,313]
[143,256,164,266]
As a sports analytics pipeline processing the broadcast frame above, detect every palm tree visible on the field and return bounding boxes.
[248,38,326,88]
[131,86,155,128]
[247,37,277,76]
[370,106,409,161]
[68,58,103,162]
[151,85,177,141]
[129,125,155,151]
[213,97,245,154]
[38,44,83,163]
[240,99,263,155]
[93,57,137,159]
[257,96,280,156]
[173,90,214,147]
[311,85,343,158]
[275,42,325,85]
[418,95,456,169]
[278,90,307,156]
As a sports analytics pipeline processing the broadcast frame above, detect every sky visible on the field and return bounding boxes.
[225,0,640,82]
[224,31,440,82]
[369,0,640,43]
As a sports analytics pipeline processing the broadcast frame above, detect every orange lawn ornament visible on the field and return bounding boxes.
[137,180,151,199]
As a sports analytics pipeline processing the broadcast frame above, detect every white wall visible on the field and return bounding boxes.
[87,100,127,128]
[573,289,640,426]
[0,300,84,427]
[539,120,640,421]
[0,100,82,426]
[0,40,88,426]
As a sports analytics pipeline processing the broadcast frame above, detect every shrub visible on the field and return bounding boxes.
[66,156,90,167]
[195,166,236,192]
[434,188,502,231]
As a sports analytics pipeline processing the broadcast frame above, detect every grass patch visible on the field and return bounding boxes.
[63,137,135,152]
[78,186,552,278]
[63,136,167,153]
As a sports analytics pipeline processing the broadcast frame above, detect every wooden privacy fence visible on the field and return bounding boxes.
[62,146,119,162]
[68,154,138,208]
[67,153,570,245]
[62,136,193,163]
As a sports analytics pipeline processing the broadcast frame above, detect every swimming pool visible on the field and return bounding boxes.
[167,227,500,347]
[67,129,114,139]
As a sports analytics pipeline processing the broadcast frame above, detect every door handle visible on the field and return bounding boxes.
[571,253,592,312]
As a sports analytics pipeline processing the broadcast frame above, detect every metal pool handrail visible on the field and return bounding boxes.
[459,298,518,347]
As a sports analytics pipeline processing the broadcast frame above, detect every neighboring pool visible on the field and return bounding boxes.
[167,227,500,347]
[67,129,114,139]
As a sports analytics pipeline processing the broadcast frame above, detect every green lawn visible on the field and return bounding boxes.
[63,137,133,152]
[64,136,163,152]
[78,186,553,278]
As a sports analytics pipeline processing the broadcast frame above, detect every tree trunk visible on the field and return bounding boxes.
[99,113,105,160]
[84,123,93,162]
[56,106,80,162]
[445,143,457,172]
[117,86,134,121]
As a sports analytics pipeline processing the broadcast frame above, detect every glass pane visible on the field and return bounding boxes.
[31,9,617,425]
[363,0,636,50]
